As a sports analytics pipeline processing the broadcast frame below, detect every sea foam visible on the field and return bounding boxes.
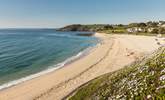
[0,46,94,90]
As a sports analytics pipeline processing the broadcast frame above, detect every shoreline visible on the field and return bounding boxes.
[0,34,100,91]
[0,33,160,100]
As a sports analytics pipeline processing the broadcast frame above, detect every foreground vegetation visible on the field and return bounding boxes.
[68,47,165,100]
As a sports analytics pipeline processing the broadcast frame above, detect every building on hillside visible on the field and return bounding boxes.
[158,21,165,26]
[127,28,134,33]
[127,27,146,33]
[148,28,155,33]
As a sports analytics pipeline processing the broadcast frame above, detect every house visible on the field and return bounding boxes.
[127,28,134,33]
[148,28,155,33]
[127,27,146,33]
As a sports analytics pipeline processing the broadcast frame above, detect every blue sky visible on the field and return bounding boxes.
[0,0,165,28]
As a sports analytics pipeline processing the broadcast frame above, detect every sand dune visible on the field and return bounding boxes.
[0,33,160,100]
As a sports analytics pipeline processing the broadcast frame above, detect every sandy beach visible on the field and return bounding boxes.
[0,33,160,100]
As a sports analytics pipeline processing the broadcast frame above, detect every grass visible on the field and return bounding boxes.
[98,29,126,34]
[68,47,165,100]
[98,29,165,37]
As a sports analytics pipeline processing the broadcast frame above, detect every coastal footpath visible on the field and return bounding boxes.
[0,33,161,100]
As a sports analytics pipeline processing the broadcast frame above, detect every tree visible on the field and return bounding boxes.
[128,23,139,27]
[147,21,158,27]
[138,23,147,27]
[104,25,113,30]
[159,21,165,25]
[117,24,124,27]
[159,28,165,34]
[151,29,159,34]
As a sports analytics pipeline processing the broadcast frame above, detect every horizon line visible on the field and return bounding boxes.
[0,20,164,29]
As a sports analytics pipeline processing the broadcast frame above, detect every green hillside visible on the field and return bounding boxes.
[68,47,165,100]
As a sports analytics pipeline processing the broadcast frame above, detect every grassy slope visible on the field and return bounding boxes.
[98,29,165,37]
[69,47,165,100]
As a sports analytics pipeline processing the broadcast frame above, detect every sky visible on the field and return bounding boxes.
[0,0,165,28]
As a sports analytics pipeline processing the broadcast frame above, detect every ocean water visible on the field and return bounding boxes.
[0,29,98,89]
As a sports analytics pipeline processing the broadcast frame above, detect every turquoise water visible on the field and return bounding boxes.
[0,29,98,89]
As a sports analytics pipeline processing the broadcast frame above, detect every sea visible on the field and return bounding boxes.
[0,29,98,90]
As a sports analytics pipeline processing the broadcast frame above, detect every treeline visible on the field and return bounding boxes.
[58,24,115,32]
[58,21,165,34]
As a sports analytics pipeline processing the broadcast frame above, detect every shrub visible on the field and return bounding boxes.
[159,28,165,34]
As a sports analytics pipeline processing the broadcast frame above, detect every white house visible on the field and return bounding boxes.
[127,28,134,33]
[148,28,155,33]
[127,27,145,33]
